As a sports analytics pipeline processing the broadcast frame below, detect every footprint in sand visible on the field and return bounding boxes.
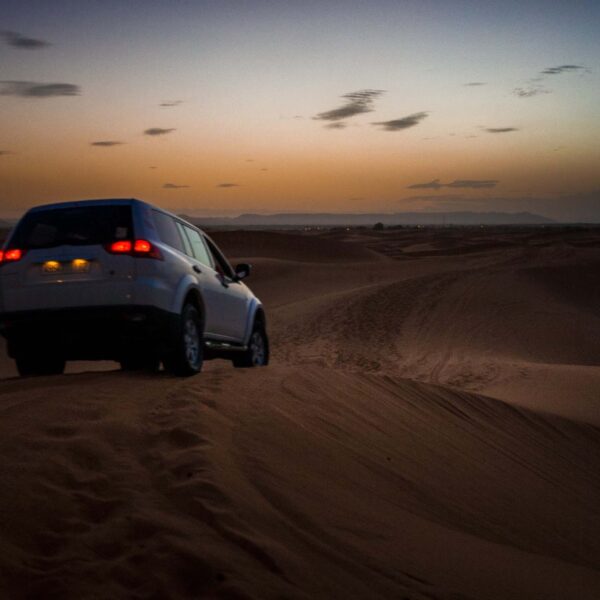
[165,427,208,449]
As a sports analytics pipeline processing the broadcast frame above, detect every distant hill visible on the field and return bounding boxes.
[181,211,555,227]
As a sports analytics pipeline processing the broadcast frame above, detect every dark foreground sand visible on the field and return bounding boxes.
[0,227,599,599]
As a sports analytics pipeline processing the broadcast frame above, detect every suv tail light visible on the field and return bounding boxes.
[0,248,24,264]
[109,240,132,253]
[106,239,162,259]
[133,239,152,253]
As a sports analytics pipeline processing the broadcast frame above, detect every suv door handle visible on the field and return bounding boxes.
[192,265,201,273]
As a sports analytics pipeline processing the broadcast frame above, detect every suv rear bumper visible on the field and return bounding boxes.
[0,305,178,360]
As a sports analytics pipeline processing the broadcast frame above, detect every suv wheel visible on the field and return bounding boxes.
[16,354,66,377]
[233,325,269,368]
[163,304,203,376]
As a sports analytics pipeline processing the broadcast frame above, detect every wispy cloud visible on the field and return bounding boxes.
[217,183,239,188]
[0,81,80,98]
[325,122,347,129]
[512,85,550,98]
[446,179,499,189]
[373,112,429,131]
[163,183,189,189]
[1,31,50,49]
[159,100,183,107]
[314,89,385,122]
[0,150,14,156]
[485,127,518,133]
[144,127,175,136]
[463,82,486,86]
[408,179,499,190]
[91,141,124,147]
[407,179,443,190]
[541,65,584,75]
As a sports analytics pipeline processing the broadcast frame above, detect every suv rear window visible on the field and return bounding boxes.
[10,205,133,249]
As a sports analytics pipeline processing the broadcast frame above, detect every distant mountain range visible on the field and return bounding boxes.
[182,211,555,227]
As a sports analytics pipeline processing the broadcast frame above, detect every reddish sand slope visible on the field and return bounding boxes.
[0,367,599,599]
[0,228,599,598]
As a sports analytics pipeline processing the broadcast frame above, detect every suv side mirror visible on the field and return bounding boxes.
[234,263,251,280]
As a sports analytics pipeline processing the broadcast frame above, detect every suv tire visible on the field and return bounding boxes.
[233,324,269,368]
[163,304,203,376]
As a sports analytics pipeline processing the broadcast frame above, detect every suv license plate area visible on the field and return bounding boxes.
[41,259,92,274]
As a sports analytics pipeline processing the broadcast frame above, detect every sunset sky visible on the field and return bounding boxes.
[1,0,599,220]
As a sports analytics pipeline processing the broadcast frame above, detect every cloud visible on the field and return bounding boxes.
[0,150,14,156]
[217,183,239,188]
[463,82,486,86]
[485,127,518,133]
[373,112,429,131]
[541,65,584,75]
[163,183,189,189]
[408,179,499,190]
[260,168,268,171]
[91,141,124,147]
[1,31,50,49]
[325,122,347,129]
[0,81,80,98]
[144,127,175,136]
[446,179,498,189]
[159,100,182,107]
[314,89,385,122]
[512,86,550,98]
[407,179,443,190]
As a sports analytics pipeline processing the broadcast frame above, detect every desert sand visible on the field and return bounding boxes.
[0,226,599,599]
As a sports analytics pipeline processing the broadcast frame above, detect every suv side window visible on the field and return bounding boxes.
[204,236,235,280]
[153,211,185,253]
[181,225,214,268]
[174,222,194,256]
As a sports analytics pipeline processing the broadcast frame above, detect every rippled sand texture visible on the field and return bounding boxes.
[0,226,598,599]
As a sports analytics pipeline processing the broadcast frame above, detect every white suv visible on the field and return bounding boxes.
[0,199,269,376]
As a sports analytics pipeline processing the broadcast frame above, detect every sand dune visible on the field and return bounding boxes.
[1,367,599,599]
[0,227,599,598]
[264,233,600,425]
[210,230,386,263]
